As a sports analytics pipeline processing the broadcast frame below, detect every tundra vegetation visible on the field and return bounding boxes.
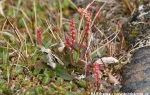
[0,0,145,94]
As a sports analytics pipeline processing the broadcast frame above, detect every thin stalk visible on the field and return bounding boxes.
[33,0,37,45]
[68,0,78,9]
[78,0,95,42]
[5,16,22,44]
[88,32,119,58]
[58,0,63,37]
[125,0,133,13]
[46,20,57,41]
[22,18,34,45]
[20,8,32,23]
[1,18,7,40]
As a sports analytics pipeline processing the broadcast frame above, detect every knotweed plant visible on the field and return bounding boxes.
[65,7,92,62]
[64,6,103,89]
[36,27,43,45]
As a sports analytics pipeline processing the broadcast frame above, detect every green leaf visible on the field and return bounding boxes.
[91,47,106,59]
[15,67,23,74]
[7,9,13,16]
[0,80,7,90]
[33,68,41,76]
[63,51,72,65]
[42,77,51,85]
[64,83,74,89]
[2,71,10,78]
[91,52,97,59]
[5,88,12,95]
[24,87,36,95]
[48,71,56,78]
[100,47,106,56]
[43,40,52,48]
[48,88,55,94]
[54,67,73,80]
[57,77,64,84]
[65,92,74,95]
[18,74,25,80]
[15,84,21,89]
[22,80,31,87]
[37,74,44,80]
[2,51,9,64]
[77,80,87,88]
[0,80,12,94]
[35,86,46,95]
[18,18,24,28]
[62,0,70,9]
[43,71,51,77]
[0,64,7,70]
[73,50,79,62]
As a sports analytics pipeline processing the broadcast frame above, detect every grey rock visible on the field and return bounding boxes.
[121,46,150,92]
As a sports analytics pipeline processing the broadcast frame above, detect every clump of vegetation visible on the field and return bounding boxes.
[0,0,144,94]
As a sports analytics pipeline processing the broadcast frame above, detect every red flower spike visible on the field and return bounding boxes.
[77,8,92,53]
[37,27,43,45]
[93,62,101,87]
[84,10,91,40]
[70,19,76,46]
[65,37,72,47]
[78,8,85,16]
